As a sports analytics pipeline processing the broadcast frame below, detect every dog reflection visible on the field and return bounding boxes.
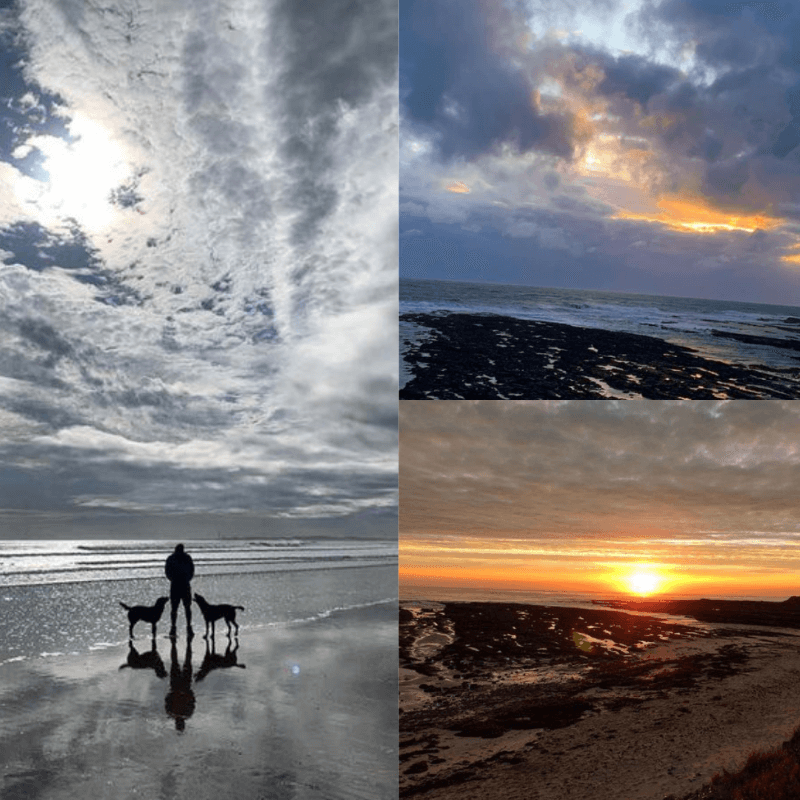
[195,637,246,682]
[118,639,167,678]
[165,639,196,732]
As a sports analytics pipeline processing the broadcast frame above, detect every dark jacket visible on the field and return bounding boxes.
[165,550,194,585]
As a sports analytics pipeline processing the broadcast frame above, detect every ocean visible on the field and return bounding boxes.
[0,539,398,665]
[400,583,787,612]
[400,278,800,389]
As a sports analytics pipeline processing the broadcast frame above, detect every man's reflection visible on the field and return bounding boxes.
[165,638,195,732]
[119,636,246,732]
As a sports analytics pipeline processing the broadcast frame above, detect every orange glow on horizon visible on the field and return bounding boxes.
[399,541,800,599]
[399,564,600,593]
[605,564,669,597]
[613,195,781,235]
[400,562,800,599]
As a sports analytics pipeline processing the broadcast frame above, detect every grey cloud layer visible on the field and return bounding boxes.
[400,401,800,540]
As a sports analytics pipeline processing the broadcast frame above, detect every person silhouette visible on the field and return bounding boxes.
[165,543,194,639]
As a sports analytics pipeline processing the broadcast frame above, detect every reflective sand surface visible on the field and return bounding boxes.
[0,569,397,800]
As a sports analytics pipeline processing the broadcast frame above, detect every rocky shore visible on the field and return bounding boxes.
[593,596,800,630]
[399,312,800,399]
[400,600,800,800]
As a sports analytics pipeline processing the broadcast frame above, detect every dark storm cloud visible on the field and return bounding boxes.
[638,0,793,70]
[273,0,397,110]
[629,0,800,198]
[555,44,683,111]
[557,37,800,206]
[597,53,679,107]
[401,0,579,160]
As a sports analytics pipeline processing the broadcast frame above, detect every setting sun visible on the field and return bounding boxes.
[624,566,663,596]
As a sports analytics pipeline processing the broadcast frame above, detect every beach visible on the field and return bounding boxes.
[0,561,398,800]
[400,600,800,800]
[399,312,800,399]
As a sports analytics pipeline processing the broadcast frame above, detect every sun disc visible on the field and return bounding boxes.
[627,568,661,596]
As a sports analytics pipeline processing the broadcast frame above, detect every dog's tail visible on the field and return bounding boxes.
[235,605,245,610]
[119,601,131,610]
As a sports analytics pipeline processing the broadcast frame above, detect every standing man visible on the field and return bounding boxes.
[165,543,194,639]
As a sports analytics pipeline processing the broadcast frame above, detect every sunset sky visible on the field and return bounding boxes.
[401,0,800,304]
[400,401,800,598]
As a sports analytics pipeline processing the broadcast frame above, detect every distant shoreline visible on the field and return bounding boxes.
[400,311,800,399]
[593,596,800,629]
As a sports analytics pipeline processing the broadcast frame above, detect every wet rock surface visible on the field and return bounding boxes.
[400,312,800,399]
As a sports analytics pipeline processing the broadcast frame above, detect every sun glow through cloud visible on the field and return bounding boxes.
[16,115,133,232]
[613,196,782,235]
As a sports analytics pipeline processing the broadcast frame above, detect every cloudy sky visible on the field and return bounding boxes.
[401,0,800,304]
[400,401,800,597]
[0,0,397,538]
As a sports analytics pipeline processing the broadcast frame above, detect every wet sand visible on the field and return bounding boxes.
[400,601,800,800]
[0,602,397,800]
[399,312,800,399]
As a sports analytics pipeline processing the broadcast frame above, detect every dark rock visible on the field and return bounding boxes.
[400,312,800,399]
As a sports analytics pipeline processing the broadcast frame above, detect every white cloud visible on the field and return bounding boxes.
[0,0,398,524]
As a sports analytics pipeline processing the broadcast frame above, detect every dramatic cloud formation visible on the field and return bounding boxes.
[401,0,800,302]
[0,0,398,537]
[400,401,800,595]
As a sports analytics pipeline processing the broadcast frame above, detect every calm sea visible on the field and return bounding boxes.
[0,538,396,587]
[0,539,398,663]
[400,583,786,608]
